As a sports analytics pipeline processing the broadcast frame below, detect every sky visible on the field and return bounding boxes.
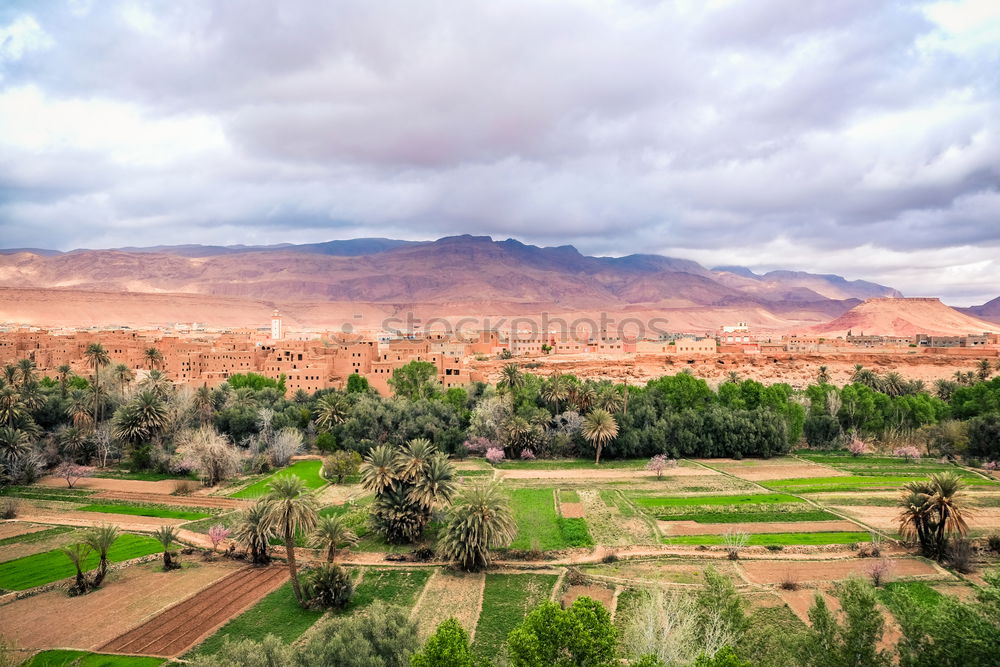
[0,1,998,305]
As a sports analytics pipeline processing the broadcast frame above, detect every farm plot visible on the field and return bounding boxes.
[739,558,942,585]
[508,488,593,550]
[410,570,485,640]
[473,573,558,657]
[760,475,990,494]
[189,580,323,656]
[0,533,161,591]
[99,566,289,657]
[798,453,988,478]
[579,490,656,546]
[230,460,325,499]
[659,519,863,537]
[582,558,742,586]
[0,561,236,652]
[832,503,1000,535]
[0,522,63,543]
[0,526,80,562]
[25,650,164,666]
[562,583,615,612]
[76,504,212,521]
[348,568,433,610]
[663,531,870,546]
[36,476,189,495]
[704,457,847,482]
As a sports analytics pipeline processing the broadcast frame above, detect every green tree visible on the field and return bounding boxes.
[84,523,120,586]
[388,361,440,400]
[695,647,752,667]
[438,481,517,571]
[346,373,371,393]
[296,601,419,666]
[582,408,618,464]
[507,597,618,667]
[264,475,319,604]
[801,579,889,667]
[232,501,275,565]
[411,618,475,667]
[323,450,362,484]
[153,525,178,570]
[310,514,358,562]
[84,342,110,423]
[897,473,970,560]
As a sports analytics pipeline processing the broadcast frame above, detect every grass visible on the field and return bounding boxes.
[77,504,212,521]
[559,489,581,503]
[662,531,871,546]
[656,509,840,523]
[765,475,996,493]
[348,568,432,611]
[190,581,323,655]
[25,650,163,666]
[474,573,558,656]
[798,454,994,480]
[497,458,647,470]
[92,466,199,482]
[0,486,97,502]
[0,533,162,590]
[508,488,592,550]
[600,490,637,517]
[230,460,326,499]
[630,493,804,508]
[0,526,74,547]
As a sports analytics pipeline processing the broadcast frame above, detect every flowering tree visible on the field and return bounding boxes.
[645,454,673,479]
[984,461,998,471]
[485,447,505,466]
[54,461,91,488]
[208,524,231,552]
[893,446,921,462]
[847,437,869,457]
[464,437,493,456]
[519,448,536,460]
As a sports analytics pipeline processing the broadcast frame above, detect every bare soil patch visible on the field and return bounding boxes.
[725,464,848,482]
[659,519,862,536]
[0,527,81,562]
[37,476,190,495]
[779,587,839,624]
[91,491,246,510]
[562,584,615,612]
[0,522,50,541]
[15,507,189,532]
[931,582,979,602]
[0,561,236,651]
[99,565,288,657]
[498,467,718,480]
[583,559,742,586]
[411,570,485,641]
[833,505,1000,534]
[740,558,941,585]
[560,502,586,519]
[314,483,366,506]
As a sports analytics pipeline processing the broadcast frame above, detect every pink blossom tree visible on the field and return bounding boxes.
[519,448,536,460]
[54,461,92,488]
[893,446,921,462]
[485,447,505,466]
[847,437,869,457]
[208,524,231,552]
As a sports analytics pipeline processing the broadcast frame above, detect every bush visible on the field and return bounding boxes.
[485,447,505,465]
[987,534,1000,554]
[864,558,894,587]
[301,564,354,610]
[847,437,869,457]
[411,618,475,667]
[893,446,921,461]
[323,450,362,484]
[0,497,17,519]
[947,538,975,574]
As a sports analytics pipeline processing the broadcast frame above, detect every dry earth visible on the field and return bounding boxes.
[740,558,942,585]
[37,476,191,495]
[832,505,1000,534]
[560,502,586,519]
[14,507,190,532]
[658,519,863,536]
[562,584,616,612]
[0,522,50,541]
[410,570,485,641]
[497,467,718,480]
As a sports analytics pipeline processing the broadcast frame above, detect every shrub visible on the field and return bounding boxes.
[323,450,362,484]
[602,551,619,564]
[208,524,231,552]
[764,544,783,552]
[519,448,536,460]
[0,497,17,519]
[411,618,475,667]
[485,447,505,465]
[53,461,91,488]
[780,573,799,591]
[464,437,492,455]
[947,538,975,574]
[646,454,676,479]
[507,597,617,667]
[893,446,921,462]
[984,461,998,471]
[301,564,354,610]
[847,437,869,457]
[723,530,749,560]
[987,534,1000,554]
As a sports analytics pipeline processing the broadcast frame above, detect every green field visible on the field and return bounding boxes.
[498,458,647,470]
[508,488,592,550]
[26,650,163,666]
[92,468,199,482]
[0,533,162,590]
[797,454,993,480]
[662,531,871,546]
[766,475,996,493]
[230,460,326,499]
[559,489,581,503]
[473,573,558,656]
[631,493,803,508]
[877,580,945,611]
[657,509,839,523]
[77,504,212,521]
[191,581,323,655]
[0,486,97,502]
[348,568,432,610]
[0,526,74,547]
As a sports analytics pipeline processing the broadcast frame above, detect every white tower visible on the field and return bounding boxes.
[271,310,283,340]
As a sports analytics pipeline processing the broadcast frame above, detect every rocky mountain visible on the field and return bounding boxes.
[960,296,1000,324]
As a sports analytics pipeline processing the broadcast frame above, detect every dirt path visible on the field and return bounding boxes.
[90,491,248,510]
[0,562,238,652]
[98,566,289,657]
[658,519,863,536]
[37,476,194,495]
[410,570,485,641]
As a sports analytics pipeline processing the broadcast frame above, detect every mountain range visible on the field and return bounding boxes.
[0,235,995,334]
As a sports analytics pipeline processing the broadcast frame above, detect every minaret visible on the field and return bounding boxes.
[271,310,283,340]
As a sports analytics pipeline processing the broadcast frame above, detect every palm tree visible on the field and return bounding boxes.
[976,359,992,382]
[934,379,958,402]
[69,390,94,429]
[897,473,970,560]
[193,385,214,425]
[84,523,120,586]
[541,375,569,413]
[360,444,399,495]
[113,364,134,395]
[725,371,740,384]
[58,425,89,462]
[232,501,275,564]
[61,542,94,591]
[581,408,618,465]
[0,426,31,461]
[817,366,830,384]
[395,438,437,483]
[438,481,518,571]
[408,454,457,510]
[498,363,525,392]
[153,525,178,569]
[570,383,597,412]
[263,475,319,604]
[0,385,24,427]
[113,390,168,445]
[16,358,37,388]
[84,343,110,423]
[310,514,357,562]
[144,347,164,371]
[139,370,171,397]
[595,384,625,414]
[882,372,906,397]
[56,364,72,397]
[314,393,347,431]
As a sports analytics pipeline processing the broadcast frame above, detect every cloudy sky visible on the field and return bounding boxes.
[1,1,998,305]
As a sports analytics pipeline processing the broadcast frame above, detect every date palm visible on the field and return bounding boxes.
[817,366,830,384]
[139,369,171,398]
[144,347,164,371]
[0,426,31,461]
[232,501,275,565]
[438,481,517,571]
[897,473,970,560]
[69,390,94,429]
[61,542,94,591]
[582,408,618,465]
[16,358,37,388]
[976,359,992,382]
[84,343,110,423]
[153,525,178,570]
[360,444,399,495]
[113,390,168,445]
[56,364,72,397]
[193,385,214,425]
[310,514,357,563]
[395,438,436,483]
[408,454,458,510]
[263,475,319,604]
[0,384,24,427]
[314,392,347,431]
[58,425,89,461]
[498,363,524,392]
[595,384,625,414]
[84,523,120,586]
[113,364,134,395]
[541,375,570,413]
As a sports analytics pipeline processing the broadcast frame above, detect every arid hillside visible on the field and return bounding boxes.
[809,298,998,336]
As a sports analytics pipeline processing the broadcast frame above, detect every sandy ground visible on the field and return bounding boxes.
[832,505,1000,533]
[99,566,289,657]
[410,570,484,641]
[740,558,943,585]
[15,507,190,532]
[314,483,367,505]
[0,522,51,541]
[562,584,616,612]
[497,467,719,480]
[721,464,847,481]
[0,561,238,652]
[658,519,863,536]
[37,476,193,495]
[560,502,586,518]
